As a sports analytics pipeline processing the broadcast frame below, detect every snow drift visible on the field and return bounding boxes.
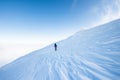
[0,19,120,80]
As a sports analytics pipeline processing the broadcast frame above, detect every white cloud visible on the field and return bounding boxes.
[81,0,120,30]
[100,0,120,23]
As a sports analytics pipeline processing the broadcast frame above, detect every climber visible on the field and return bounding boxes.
[54,43,57,51]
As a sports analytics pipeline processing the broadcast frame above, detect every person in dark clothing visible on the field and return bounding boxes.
[54,43,57,51]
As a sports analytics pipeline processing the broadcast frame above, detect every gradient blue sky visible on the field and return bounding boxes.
[0,0,120,44]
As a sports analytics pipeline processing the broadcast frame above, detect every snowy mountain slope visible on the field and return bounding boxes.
[0,19,120,80]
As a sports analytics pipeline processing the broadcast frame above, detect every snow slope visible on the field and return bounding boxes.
[0,19,120,80]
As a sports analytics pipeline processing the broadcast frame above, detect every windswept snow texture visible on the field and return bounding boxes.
[0,19,120,80]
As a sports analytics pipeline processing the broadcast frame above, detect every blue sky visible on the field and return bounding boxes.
[0,0,120,44]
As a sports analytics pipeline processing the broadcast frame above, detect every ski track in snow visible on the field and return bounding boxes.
[0,19,120,80]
